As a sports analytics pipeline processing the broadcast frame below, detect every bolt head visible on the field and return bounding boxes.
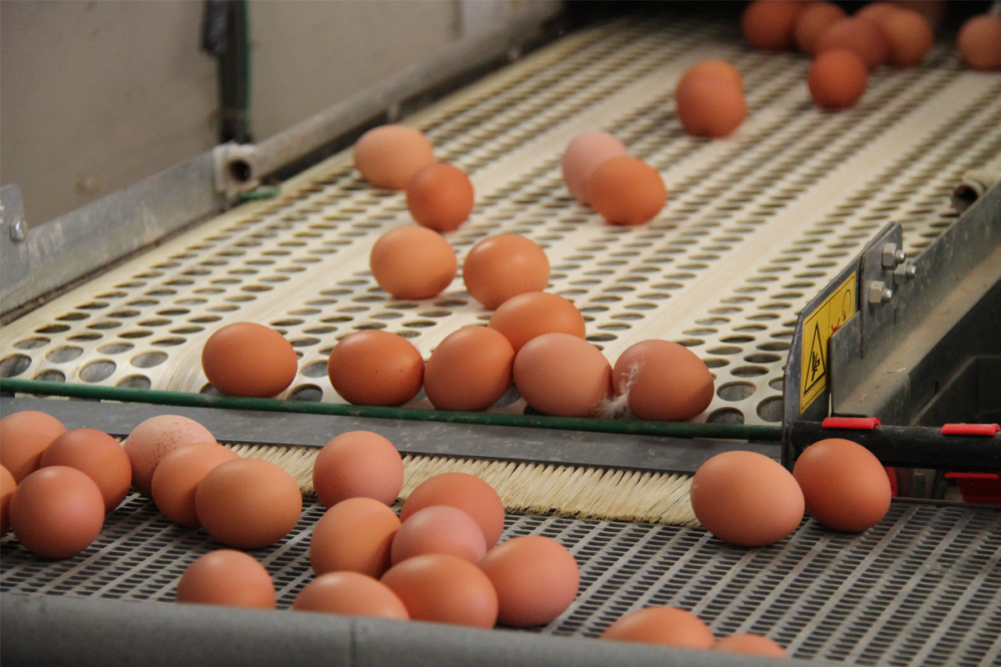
[9,217,26,242]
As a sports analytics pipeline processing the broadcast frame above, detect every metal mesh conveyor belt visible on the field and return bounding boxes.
[2,16,1000,426]
[3,498,1000,666]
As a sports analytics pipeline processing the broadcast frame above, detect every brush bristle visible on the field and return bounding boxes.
[227,443,697,527]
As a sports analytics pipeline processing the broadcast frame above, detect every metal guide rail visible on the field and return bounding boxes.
[2,15,999,430]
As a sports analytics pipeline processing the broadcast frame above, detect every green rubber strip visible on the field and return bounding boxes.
[0,378,782,442]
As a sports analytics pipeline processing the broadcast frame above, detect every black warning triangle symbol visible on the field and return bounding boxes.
[804,322,827,394]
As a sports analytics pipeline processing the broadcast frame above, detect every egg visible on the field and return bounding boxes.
[312,430,404,507]
[601,607,715,648]
[1,465,17,537]
[391,505,487,565]
[381,553,499,628]
[293,572,409,619]
[151,442,240,526]
[369,226,458,300]
[612,340,714,422]
[479,535,579,628]
[327,330,424,406]
[714,634,789,658]
[513,332,612,418]
[741,0,803,51]
[957,15,1001,71]
[487,292,586,353]
[9,466,105,559]
[175,550,276,609]
[424,326,514,411]
[897,0,946,26]
[195,458,302,549]
[793,438,891,532]
[353,125,435,190]
[793,2,847,55]
[40,428,132,512]
[201,323,297,398]
[0,410,66,482]
[406,163,475,232]
[462,234,551,310]
[675,74,747,138]
[690,451,805,547]
[873,8,934,67]
[855,2,899,24]
[123,415,217,497]
[808,49,869,110]
[310,497,401,577]
[561,131,628,205]
[676,60,743,95]
[586,156,667,226]
[815,17,890,69]
[400,472,505,548]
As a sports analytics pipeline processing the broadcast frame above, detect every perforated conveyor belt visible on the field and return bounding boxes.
[3,496,1000,666]
[2,15,1000,426]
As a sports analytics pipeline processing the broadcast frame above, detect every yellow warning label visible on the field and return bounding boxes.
[800,272,856,412]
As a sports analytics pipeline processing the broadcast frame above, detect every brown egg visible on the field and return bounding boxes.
[479,535,580,628]
[9,466,105,559]
[391,505,487,565]
[327,330,424,406]
[40,428,132,512]
[381,553,499,628]
[176,550,276,609]
[793,438,891,532]
[794,2,847,55]
[353,125,435,190]
[123,415,217,497]
[293,572,409,619]
[369,226,458,300]
[0,410,66,482]
[151,443,240,526]
[487,292,586,353]
[675,75,748,138]
[312,431,404,508]
[201,323,297,398]
[602,607,715,648]
[311,497,401,577]
[462,234,551,310]
[1,465,17,537]
[815,17,890,69]
[613,340,714,422]
[406,163,475,232]
[676,60,744,95]
[897,0,945,26]
[424,326,514,412]
[855,2,899,24]
[808,49,869,109]
[691,451,805,547]
[587,156,667,226]
[714,634,789,658]
[741,0,803,51]
[400,472,505,547]
[195,458,302,549]
[958,15,1001,71]
[561,131,629,204]
[513,333,612,418]
[874,8,934,67]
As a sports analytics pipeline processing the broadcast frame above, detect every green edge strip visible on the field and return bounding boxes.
[0,378,782,442]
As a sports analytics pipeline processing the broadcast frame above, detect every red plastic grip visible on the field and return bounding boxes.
[822,417,881,430]
[941,424,1001,436]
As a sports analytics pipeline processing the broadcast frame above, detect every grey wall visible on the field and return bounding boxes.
[0,0,474,227]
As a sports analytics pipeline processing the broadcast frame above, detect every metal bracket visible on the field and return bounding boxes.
[0,184,32,301]
[212,142,260,198]
[830,181,1001,424]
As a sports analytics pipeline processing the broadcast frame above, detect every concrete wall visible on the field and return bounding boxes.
[1,0,469,226]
